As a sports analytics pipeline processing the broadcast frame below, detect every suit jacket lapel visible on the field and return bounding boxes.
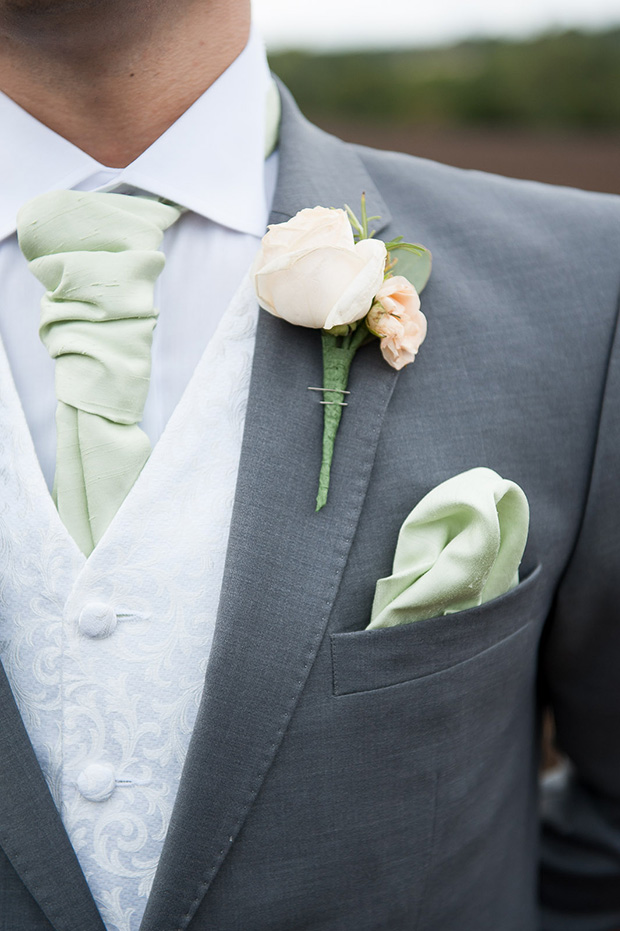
[142,85,398,928]
[0,663,106,931]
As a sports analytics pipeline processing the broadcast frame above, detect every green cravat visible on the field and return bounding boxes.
[17,191,181,555]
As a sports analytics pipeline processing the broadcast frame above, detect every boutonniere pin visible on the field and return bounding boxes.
[251,196,431,510]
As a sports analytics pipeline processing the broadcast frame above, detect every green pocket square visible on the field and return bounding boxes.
[367,467,529,629]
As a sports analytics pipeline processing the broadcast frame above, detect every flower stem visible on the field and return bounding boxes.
[316,331,358,511]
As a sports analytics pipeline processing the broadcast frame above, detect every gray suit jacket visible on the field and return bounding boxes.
[2,83,620,931]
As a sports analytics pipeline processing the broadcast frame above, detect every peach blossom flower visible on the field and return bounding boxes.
[366,276,427,370]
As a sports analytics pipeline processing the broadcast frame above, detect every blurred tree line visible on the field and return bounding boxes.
[269,28,620,130]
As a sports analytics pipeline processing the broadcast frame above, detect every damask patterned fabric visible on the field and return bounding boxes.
[0,274,258,931]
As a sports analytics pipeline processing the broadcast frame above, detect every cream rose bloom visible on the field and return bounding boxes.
[367,276,427,370]
[251,206,387,330]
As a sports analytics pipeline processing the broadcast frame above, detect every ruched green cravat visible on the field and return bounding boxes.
[17,190,181,555]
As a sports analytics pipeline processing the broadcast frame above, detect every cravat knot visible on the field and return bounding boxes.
[17,190,181,555]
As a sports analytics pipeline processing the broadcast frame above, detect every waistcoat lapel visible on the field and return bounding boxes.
[0,663,106,931]
[142,85,398,928]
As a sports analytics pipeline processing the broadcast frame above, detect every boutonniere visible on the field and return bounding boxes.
[251,196,432,510]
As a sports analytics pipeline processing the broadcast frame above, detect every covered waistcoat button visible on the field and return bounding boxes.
[77,763,116,802]
[78,602,118,638]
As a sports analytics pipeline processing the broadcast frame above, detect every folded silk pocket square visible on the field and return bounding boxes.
[367,467,530,629]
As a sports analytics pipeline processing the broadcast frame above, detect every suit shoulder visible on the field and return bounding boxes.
[334,141,620,304]
[351,141,620,238]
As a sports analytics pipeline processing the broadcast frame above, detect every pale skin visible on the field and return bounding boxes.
[0,0,251,166]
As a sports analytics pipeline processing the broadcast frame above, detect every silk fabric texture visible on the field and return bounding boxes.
[368,467,530,628]
[17,191,181,555]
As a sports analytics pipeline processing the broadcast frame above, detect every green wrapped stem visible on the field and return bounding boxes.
[316,324,370,511]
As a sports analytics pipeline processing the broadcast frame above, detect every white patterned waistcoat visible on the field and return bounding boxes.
[0,275,258,931]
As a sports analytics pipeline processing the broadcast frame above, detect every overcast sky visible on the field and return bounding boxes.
[252,0,620,51]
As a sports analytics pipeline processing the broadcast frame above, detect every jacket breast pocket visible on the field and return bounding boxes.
[330,563,545,696]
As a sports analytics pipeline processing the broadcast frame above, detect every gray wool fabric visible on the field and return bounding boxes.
[1,81,620,931]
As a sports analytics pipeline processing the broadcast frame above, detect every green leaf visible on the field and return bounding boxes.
[387,243,432,294]
[383,235,404,250]
[344,204,363,236]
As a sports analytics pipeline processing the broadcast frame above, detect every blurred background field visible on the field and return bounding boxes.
[268,28,620,194]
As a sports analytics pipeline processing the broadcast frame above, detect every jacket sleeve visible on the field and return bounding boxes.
[539,288,620,931]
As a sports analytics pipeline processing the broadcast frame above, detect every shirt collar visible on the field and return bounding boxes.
[0,25,272,242]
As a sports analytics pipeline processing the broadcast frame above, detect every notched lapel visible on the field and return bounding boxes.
[142,86,399,930]
[0,663,106,931]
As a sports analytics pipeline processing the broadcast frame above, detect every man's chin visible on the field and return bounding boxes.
[5,0,104,14]
[0,0,147,50]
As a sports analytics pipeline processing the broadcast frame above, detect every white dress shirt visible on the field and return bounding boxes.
[0,25,278,490]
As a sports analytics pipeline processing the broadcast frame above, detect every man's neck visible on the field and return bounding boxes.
[0,0,251,167]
